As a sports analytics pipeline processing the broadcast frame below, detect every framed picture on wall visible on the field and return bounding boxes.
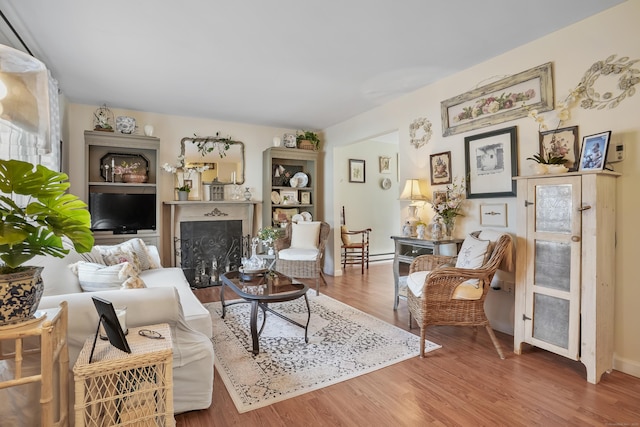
[464,126,518,198]
[349,159,365,183]
[379,156,391,173]
[429,151,452,185]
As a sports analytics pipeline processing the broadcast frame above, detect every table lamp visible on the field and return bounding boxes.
[399,179,428,236]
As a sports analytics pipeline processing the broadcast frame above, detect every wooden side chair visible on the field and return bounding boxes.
[340,206,371,274]
[406,231,514,358]
[274,221,330,295]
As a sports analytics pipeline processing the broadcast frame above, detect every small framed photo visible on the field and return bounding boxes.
[379,156,391,173]
[539,126,579,172]
[280,189,298,204]
[429,151,452,185]
[432,190,447,205]
[300,191,311,204]
[579,131,611,171]
[480,203,508,227]
[349,159,366,183]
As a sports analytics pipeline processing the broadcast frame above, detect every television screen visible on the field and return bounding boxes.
[89,193,156,233]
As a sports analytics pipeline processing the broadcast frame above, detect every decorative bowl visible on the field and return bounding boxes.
[122,173,148,183]
[548,165,569,174]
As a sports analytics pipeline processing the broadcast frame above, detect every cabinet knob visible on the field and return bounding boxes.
[571,236,580,242]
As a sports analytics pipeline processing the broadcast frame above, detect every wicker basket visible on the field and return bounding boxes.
[297,140,317,151]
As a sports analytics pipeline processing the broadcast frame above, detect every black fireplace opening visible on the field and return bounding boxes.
[179,220,243,287]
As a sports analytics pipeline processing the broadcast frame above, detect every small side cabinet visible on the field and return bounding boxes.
[513,171,619,384]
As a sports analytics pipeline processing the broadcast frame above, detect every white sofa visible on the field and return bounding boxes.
[0,240,214,424]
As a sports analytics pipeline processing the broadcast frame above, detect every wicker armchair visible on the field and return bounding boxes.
[407,233,513,358]
[274,221,330,295]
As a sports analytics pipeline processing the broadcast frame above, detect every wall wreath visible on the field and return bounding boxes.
[409,117,432,149]
[577,54,639,110]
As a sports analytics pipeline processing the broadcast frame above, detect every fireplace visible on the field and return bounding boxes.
[163,201,258,287]
[180,220,243,287]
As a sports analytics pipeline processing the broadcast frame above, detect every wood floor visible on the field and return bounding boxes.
[178,262,640,426]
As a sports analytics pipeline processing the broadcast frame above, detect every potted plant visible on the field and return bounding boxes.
[296,130,321,151]
[0,159,94,325]
[257,226,283,255]
[526,152,568,175]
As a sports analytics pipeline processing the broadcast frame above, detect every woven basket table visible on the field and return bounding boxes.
[73,323,174,427]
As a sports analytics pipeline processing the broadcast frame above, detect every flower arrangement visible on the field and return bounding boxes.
[430,177,466,235]
[257,226,282,244]
[113,160,143,175]
[162,154,209,192]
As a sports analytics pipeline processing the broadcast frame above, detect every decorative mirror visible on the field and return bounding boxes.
[180,136,245,184]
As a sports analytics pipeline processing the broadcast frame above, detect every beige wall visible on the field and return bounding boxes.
[323,1,640,378]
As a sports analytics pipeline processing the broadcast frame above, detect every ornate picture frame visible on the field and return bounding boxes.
[539,126,580,172]
[429,151,452,185]
[480,203,508,227]
[441,62,553,137]
[349,159,365,183]
[464,126,518,199]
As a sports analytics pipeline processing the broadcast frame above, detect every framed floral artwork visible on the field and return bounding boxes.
[464,126,518,198]
[539,126,579,171]
[429,151,452,185]
[349,159,365,183]
[441,62,553,136]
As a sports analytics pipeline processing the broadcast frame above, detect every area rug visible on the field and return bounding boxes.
[205,294,441,413]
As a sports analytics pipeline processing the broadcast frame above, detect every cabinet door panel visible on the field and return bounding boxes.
[524,176,581,359]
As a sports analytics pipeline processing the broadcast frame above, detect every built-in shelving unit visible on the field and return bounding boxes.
[262,147,319,228]
[84,130,161,247]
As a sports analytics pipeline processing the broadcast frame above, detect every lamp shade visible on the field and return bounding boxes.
[399,179,428,204]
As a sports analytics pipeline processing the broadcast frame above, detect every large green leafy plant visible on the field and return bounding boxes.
[0,159,94,273]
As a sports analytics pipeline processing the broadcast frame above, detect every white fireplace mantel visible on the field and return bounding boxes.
[163,200,261,267]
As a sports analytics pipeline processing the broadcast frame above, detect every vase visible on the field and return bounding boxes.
[0,267,44,326]
[429,218,443,240]
[177,190,189,201]
[244,187,252,201]
[442,217,456,238]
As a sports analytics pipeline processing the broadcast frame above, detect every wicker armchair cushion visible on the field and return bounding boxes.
[290,222,321,249]
[455,234,491,270]
[278,248,319,261]
[407,270,482,300]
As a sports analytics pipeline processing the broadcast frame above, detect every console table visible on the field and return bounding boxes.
[391,236,464,310]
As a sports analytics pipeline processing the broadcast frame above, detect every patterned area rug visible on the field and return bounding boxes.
[205,294,441,413]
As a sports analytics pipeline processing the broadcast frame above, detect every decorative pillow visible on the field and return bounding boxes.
[455,234,491,270]
[96,238,158,271]
[340,225,351,245]
[290,222,321,250]
[80,246,105,264]
[69,261,146,292]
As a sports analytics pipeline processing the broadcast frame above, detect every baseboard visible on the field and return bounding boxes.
[613,354,640,379]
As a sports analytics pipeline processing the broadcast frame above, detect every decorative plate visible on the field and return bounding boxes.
[116,116,136,134]
[381,177,392,190]
[301,211,312,221]
[291,213,304,223]
[271,191,281,204]
[293,172,309,187]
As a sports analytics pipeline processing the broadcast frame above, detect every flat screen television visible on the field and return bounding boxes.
[89,193,156,234]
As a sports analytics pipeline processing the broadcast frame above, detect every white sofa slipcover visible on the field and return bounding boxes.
[0,243,214,424]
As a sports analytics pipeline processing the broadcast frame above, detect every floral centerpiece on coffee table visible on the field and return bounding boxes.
[430,177,466,238]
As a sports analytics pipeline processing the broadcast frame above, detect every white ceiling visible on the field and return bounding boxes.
[0,0,625,130]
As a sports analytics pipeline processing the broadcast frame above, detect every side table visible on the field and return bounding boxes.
[0,301,69,427]
[390,236,464,310]
[73,323,174,427]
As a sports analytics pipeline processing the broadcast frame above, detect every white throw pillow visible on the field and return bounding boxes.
[69,261,146,292]
[290,222,321,250]
[455,234,491,270]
